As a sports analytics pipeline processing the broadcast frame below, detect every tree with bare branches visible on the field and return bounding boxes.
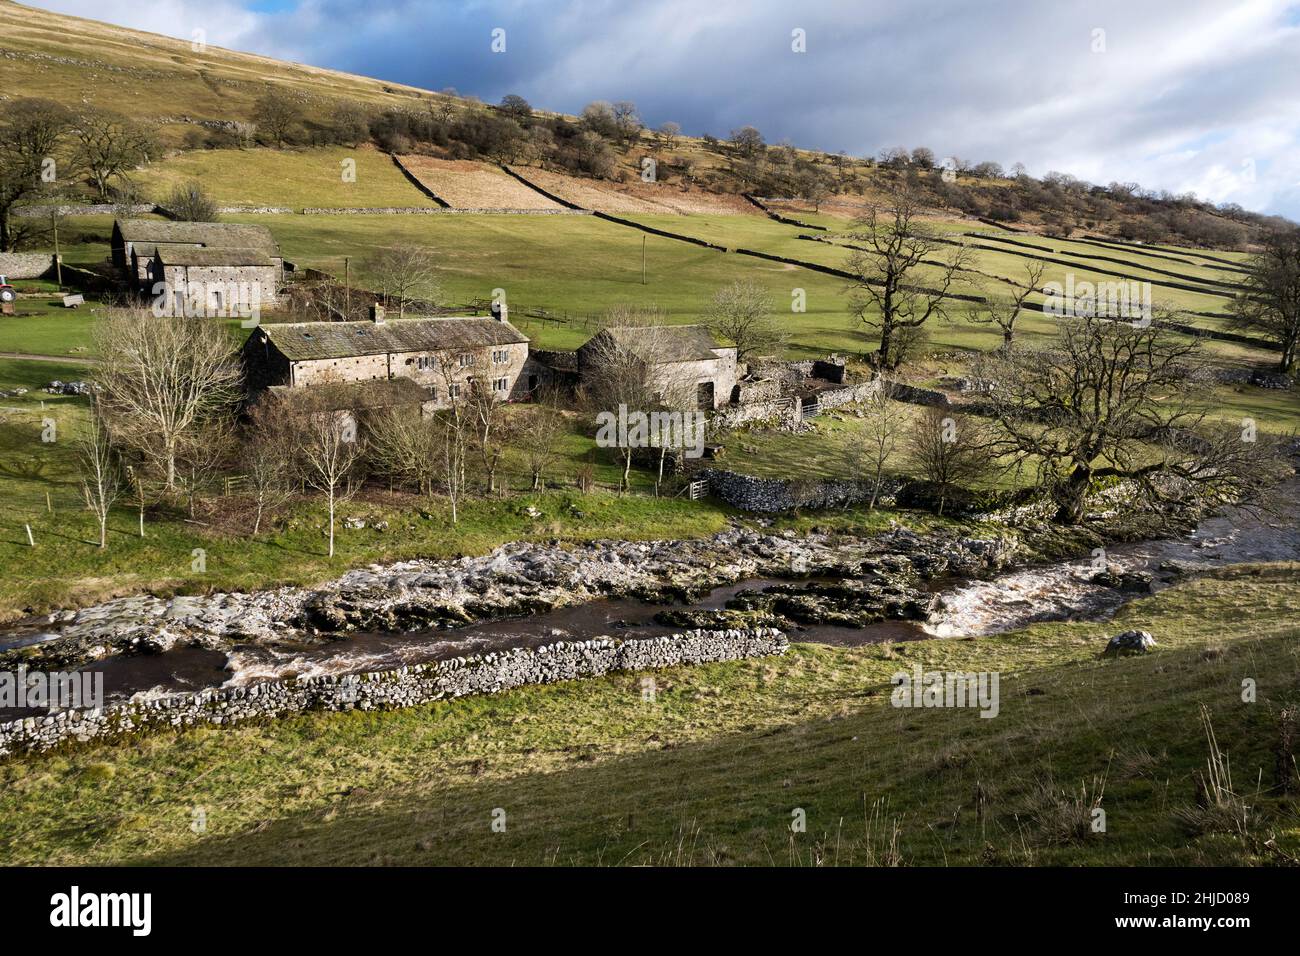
[1231,227,1300,373]
[852,383,909,508]
[972,260,1045,349]
[907,406,995,516]
[280,387,366,557]
[581,308,687,491]
[366,247,443,319]
[366,403,440,496]
[704,280,784,366]
[0,98,72,252]
[466,376,516,494]
[845,184,973,369]
[76,398,122,549]
[94,311,242,492]
[71,109,155,199]
[242,399,297,536]
[514,388,569,490]
[974,311,1288,524]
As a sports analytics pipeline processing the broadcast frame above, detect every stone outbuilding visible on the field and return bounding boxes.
[111,219,284,309]
[575,324,737,410]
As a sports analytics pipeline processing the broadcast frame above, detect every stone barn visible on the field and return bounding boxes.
[151,247,279,317]
[576,325,737,410]
[242,303,538,409]
[111,220,284,305]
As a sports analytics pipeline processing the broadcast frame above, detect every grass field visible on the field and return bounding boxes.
[133,146,438,210]
[1,563,1296,866]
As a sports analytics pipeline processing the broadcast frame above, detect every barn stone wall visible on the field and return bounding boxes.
[0,253,53,280]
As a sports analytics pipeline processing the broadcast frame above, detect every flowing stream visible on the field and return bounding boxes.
[5,481,1298,715]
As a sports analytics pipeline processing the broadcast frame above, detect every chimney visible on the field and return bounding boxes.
[370,302,385,324]
[490,301,508,323]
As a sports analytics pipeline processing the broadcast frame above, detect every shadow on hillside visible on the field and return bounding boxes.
[133,634,1298,867]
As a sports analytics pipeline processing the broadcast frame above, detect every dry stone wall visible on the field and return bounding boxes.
[0,252,54,279]
[0,627,787,758]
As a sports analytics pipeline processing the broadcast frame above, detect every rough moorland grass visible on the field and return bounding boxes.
[1,564,1296,866]
[132,146,438,210]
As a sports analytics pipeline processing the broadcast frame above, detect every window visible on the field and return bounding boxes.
[492,349,509,364]
[493,377,509,393]
[449,383,461,399]
[458,353,473,367]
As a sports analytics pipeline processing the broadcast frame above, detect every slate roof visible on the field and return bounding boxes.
[258,316,529,361]
[115,219,281,256]
[156,247,275,267]
[579,324,726,363]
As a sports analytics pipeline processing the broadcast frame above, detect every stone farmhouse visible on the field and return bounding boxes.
[111,219,284,312]
[575,324,738,410]
[242,303,536,409]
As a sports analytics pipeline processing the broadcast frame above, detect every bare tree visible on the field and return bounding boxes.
[972,260,1045,349]
[177,415,236,519]
[165,181,220,222]
[1231,227,1300,373]
[94,311,242,492]
[76,399,122,549]
[366,247,443,319]
[466,376,516,494]
[612,101,642,144]
[729,126,764,158]
[907,406,995,516]
[845,184,973,369]
[853,383,908,508]
[974,311,1288,524]
[704,280,785,366]
[581,308,678,491]
[0,98,72,251]
[433,353,471,521]
[72,110,155,199]
[515,389,569,490]
[242,398,296,536]
[282,388,366,557]
[366,404,440,495]
[655,121,681,150]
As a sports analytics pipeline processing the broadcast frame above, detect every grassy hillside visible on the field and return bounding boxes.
[1,564,1296,866]
[131,146,438,209]
[0,0,446,148]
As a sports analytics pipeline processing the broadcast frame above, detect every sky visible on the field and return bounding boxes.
[25,0,1300,220]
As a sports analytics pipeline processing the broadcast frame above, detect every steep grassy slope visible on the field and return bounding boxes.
[0,0,443,147]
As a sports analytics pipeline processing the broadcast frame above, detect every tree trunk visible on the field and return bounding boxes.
[99,516,107,549]
[327,489,335,557]
[252,502,263,537]
[0,207,10,253]
[878,320,895,371]
[1052,466,1092,524]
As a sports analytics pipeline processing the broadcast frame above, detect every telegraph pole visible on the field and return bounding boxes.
[344,256,351,317]
[52,212,63,289]
[641,236,646,285]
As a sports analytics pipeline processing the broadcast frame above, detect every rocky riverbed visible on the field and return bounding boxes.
[0,524,1019,674]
